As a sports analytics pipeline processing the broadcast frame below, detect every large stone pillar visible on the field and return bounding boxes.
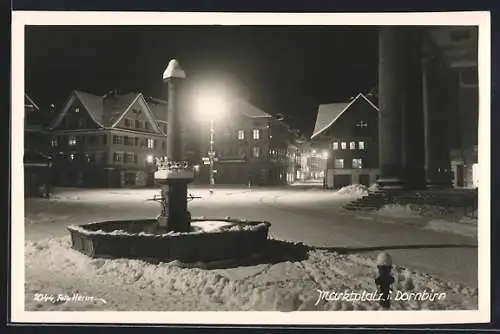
[160,59,192,232]
[422,43,453,188]
[377,27,405,189]
[401,28,426,189]
[377,27,427,190]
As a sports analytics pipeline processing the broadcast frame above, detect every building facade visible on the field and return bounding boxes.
[311,93,380,189]
[195,98,303,186]
[24,93,52,197]
[47,90,169,187]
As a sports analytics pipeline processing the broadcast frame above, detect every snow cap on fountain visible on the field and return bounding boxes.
[376,252,392,266]
[163,59,186,80]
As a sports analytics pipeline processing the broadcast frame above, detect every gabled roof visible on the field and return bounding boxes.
[74,91,104,126]
[144,97,168,122]
[105,93,141,126]
[311,93,379,139]
[25,93,40,111]
[233,98,272,118]
[48,90,161,132]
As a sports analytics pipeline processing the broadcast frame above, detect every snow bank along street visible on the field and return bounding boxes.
[23,186,478,311]
[25,236,477,311]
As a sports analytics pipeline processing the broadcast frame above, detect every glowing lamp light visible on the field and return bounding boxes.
[322,151,329,159]
[146,155,154,163]
[194,89,227,121]
[193,164,201,172]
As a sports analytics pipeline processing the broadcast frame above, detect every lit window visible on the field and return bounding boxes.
[252,146,261,158]
[335,159,344,168]
[147,138,154,149]
[69,153,75,160]
[113,152,123,162]
[75,108,80,113]
[333,142,339,150]
[341,142,347,150]
[350,141,356,150]
[50,138,58,148]
[238,130,245,140]
[356,120,368,128]
[68,136,77,146]
[352,158,363,169]
[253,129,260,140]
[359,141,365,150]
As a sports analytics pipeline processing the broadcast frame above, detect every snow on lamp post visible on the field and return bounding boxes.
[194,88,227,186]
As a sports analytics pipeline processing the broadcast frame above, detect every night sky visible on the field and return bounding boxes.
[25,25,379,136]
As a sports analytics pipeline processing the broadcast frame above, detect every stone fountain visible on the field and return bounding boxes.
[67,59,270,263]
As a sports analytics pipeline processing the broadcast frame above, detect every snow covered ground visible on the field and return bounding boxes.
[25,236,477,311]
[22,186,479,312]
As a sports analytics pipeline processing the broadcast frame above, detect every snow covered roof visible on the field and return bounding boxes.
[145,97,168,122]
[104,92,141,126]
[25,93,40,111]
[48,90,161,131]
[311,93,379,139]
[233,98,272,119]
[163,59,186,80]
[74,91,104,126]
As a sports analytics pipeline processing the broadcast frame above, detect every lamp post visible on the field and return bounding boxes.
[208,117,216,185]
[195,88,227,186]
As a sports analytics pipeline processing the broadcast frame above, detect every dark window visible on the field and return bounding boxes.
[113,135,122,144]
[135,120,140,128]
[124,136,134,146]
[134,137,139,146]
[124,119,131,127]
[162,141,166,150]
[102,135,107,145]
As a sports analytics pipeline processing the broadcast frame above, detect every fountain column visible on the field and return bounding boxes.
[157,59,193,232]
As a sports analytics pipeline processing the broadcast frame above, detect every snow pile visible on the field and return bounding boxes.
[24,236,478,311]
[191,221,234,232]
[377,204,451,218]
[336,184,369,198]
[458,209,478,225]
[409,204,452,217]
[368,183,379,192]
[68,220,269,238]
[377,204,421,218]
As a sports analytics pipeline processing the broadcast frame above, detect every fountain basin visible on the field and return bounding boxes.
[67,218,271,263]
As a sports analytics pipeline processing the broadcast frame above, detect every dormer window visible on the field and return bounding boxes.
[75,107,80,113]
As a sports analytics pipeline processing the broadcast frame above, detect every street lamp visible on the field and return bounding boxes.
[195,89,227,185]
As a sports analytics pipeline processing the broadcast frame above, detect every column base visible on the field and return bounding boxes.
[376,178,406,190]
